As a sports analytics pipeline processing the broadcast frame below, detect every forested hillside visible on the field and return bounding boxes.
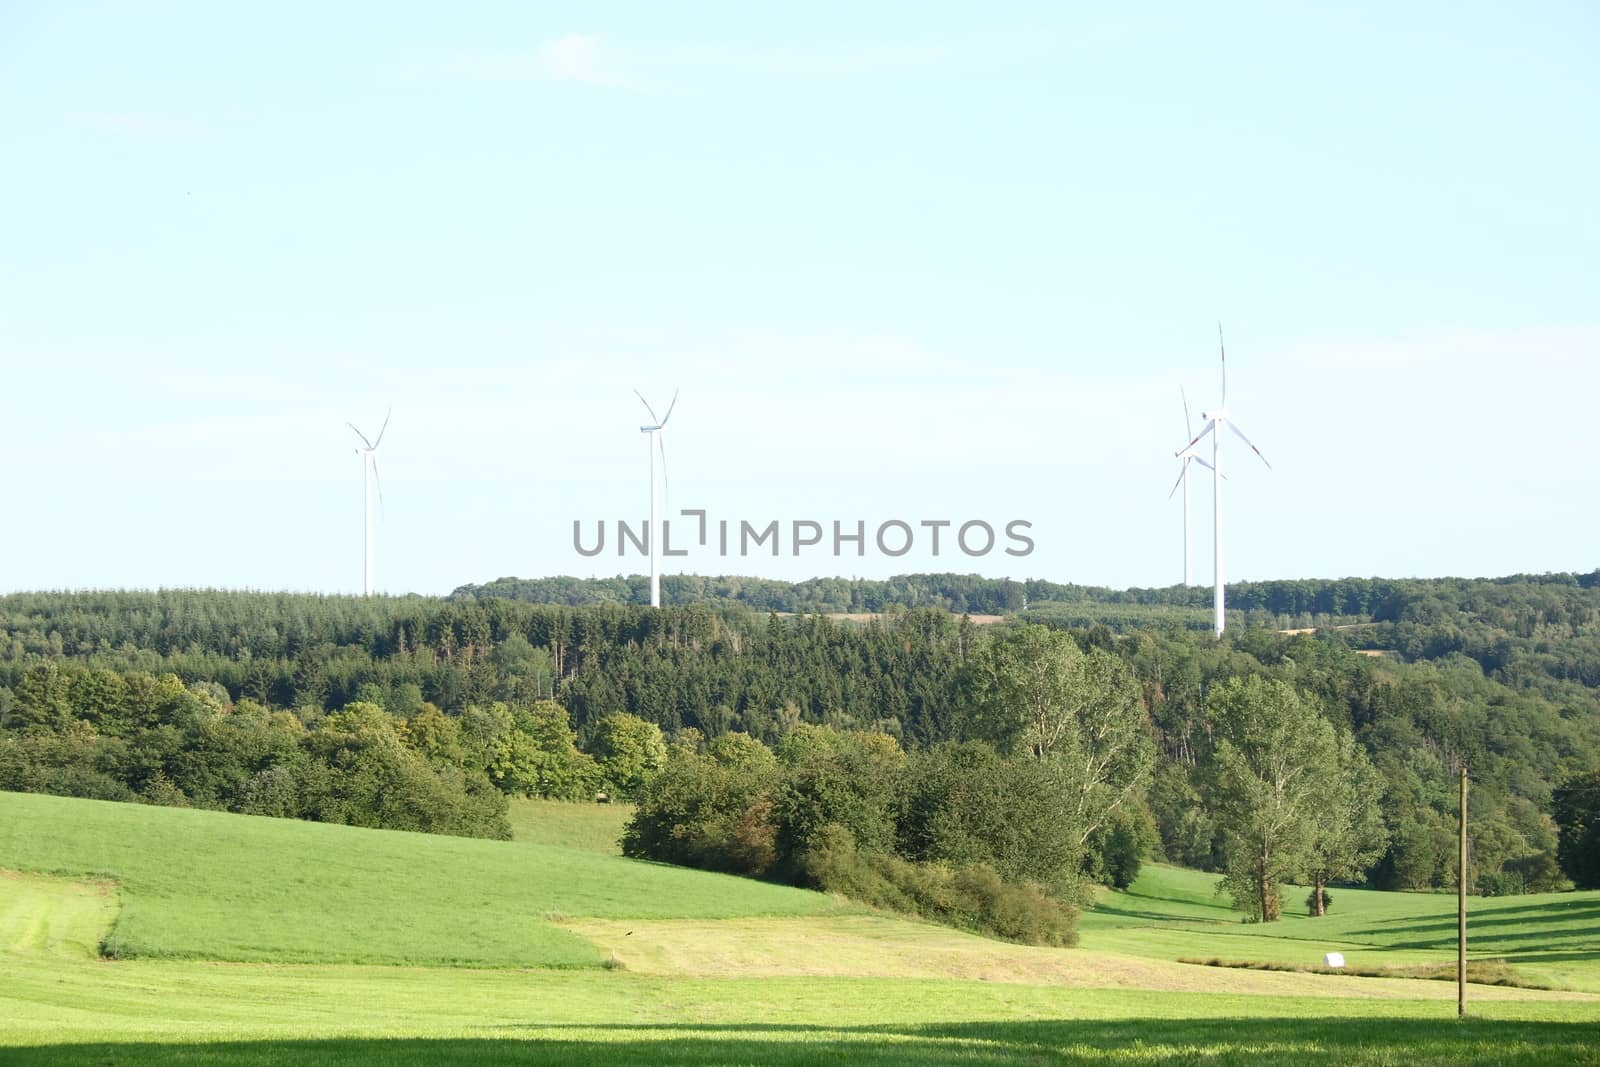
[3,571,1599,902]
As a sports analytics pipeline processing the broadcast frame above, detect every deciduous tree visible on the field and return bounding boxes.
[1207,676,1336,922]
[1304,728,1388,915]
[1553,771,1600,889]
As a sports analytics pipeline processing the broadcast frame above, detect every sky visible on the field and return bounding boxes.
[1,2,1597,596]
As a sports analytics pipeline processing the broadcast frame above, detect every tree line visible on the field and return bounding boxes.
[0,655,671,843]
[453,569,1600,630]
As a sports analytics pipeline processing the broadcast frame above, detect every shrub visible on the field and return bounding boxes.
[1305,888,1333,915]
[1100,825,1144,890]
[1506,850,1569,893]
[620,750,780,876]
[724,795,780,875]
[896,741,1086,894]
[1089,803,1159,890]
[0,731,133,801]
[800,823,1077,947]
[1477,870,1525,897]
[140,771,190,808]
[238,765,300,818]
[774,726,903,865]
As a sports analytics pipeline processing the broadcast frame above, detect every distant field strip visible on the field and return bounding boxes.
[561,914,1594,1001]
[507,798,633,854]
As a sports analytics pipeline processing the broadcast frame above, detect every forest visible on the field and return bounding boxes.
[2,570,1599,916]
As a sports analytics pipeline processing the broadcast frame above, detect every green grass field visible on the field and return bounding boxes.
[508,796,633,854]
[4,791,1599,1064]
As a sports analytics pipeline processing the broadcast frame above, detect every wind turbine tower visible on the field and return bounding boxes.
[1177,328,1270,635]
[348,410,390,597]
[635,389,678,608]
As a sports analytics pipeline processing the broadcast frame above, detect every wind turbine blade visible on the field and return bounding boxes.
[634,389,661,425]
[1225,420,1272,469]
[347,422,374,449]
[1167,464,1187,500]
[661,388,679,426]
[1217,323,1227,407]
[1193,455,1217,473]
[373,407,392,449]
[1181,386,1192,440]
[371,456,386,514]
[1176,421,1215,456]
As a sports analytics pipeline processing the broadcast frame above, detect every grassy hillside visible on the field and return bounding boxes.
[4,795,1600,1064]
[0,791,836,966]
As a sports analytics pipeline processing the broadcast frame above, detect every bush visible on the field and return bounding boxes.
[238,765,300,818]
[1218,869,1284,923]
[896,741,1086,894]
[1101,827,1141,889]
[1477,870,1525,897]
[300,717,511,839]
[1506,850,1569,893]
[1088,804,1159,890]
[774,726,903,865]
[1305,888,1333,915]
[0,732,134,802]
[140,771,190,808]
[800,823,1078,947]
[620,750,780,876]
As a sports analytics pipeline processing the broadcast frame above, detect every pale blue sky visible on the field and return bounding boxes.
[2,3,1597,595]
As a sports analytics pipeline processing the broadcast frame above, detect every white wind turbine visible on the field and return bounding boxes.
[347,410,390,597]
[1177,327,1270,635]
[1168,387,1218,587]
[635,388,678,609]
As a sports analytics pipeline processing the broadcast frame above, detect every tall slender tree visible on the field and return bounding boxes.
[1207,676,1337,922]
[1304,728,1388,915]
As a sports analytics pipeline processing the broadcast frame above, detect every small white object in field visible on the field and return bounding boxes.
[1323,952,1346,968]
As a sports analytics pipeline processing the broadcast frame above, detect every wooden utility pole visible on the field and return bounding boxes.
[1458,764,1468,1018]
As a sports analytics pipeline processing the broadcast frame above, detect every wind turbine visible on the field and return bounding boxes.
[347,410,390,597]
[1177,327,1270,635]
[1168,387,1217,587]
[635,388,678,608]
